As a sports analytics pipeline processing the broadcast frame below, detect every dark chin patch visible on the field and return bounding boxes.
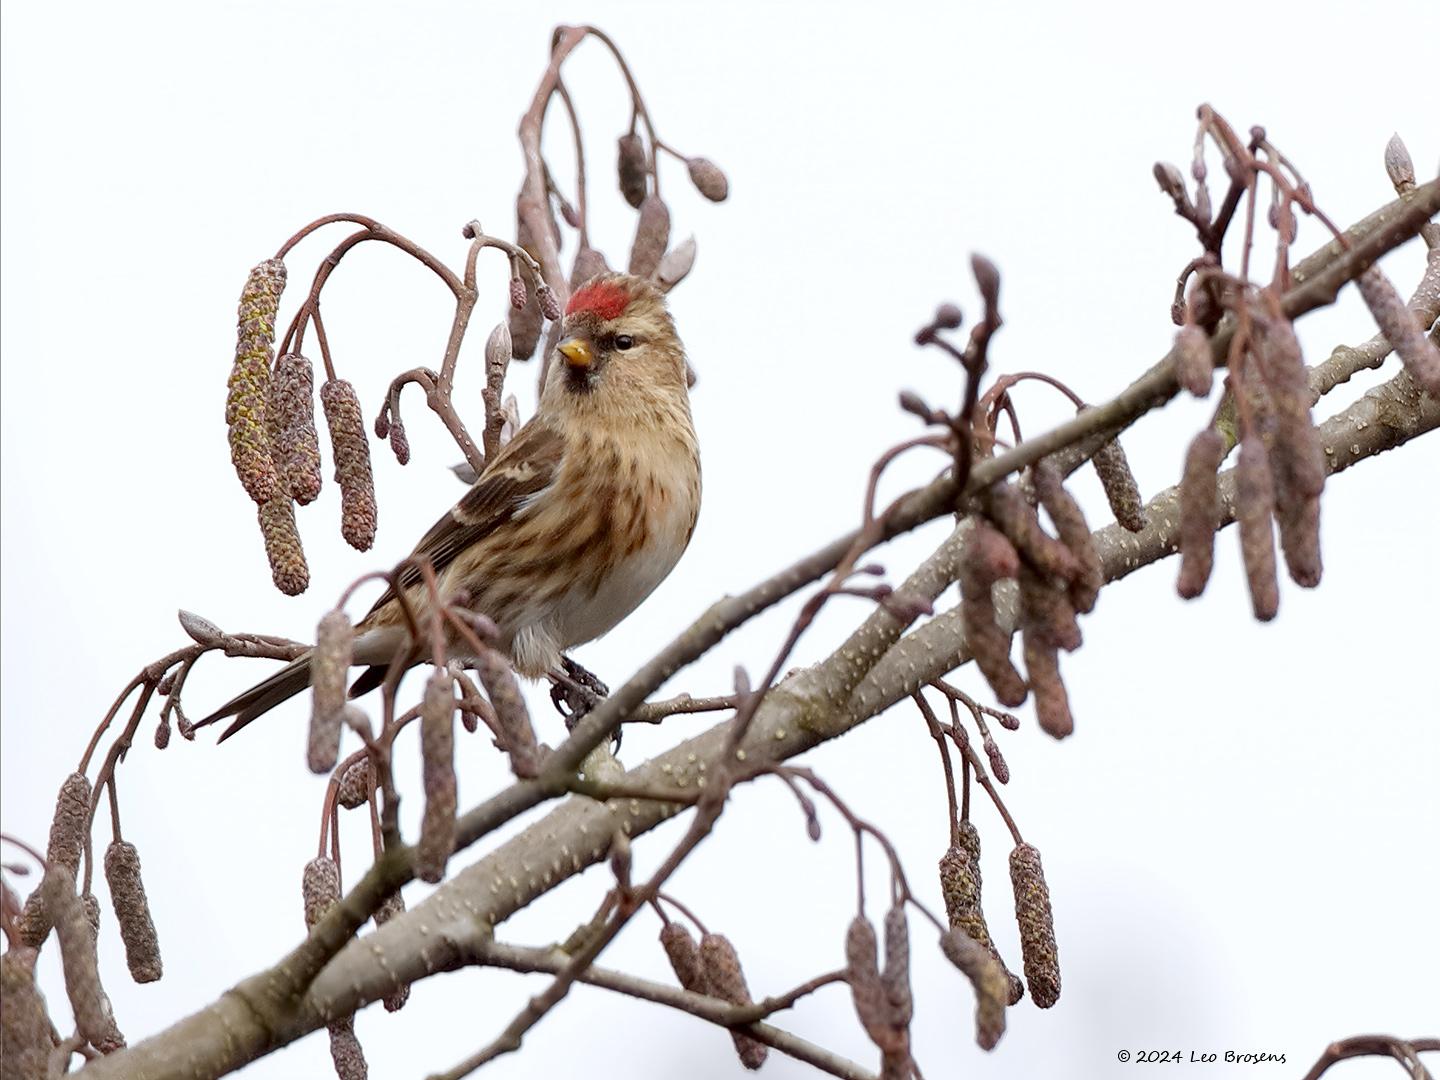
[564,365,598,394]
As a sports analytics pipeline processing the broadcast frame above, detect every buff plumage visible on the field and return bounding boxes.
[199,273,700,738]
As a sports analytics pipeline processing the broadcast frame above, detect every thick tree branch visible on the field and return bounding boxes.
[554,178,1439,775]
[1310,245,1440,399]
[79,360,1436,1079]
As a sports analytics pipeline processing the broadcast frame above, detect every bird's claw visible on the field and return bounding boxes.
[549,657,618,750]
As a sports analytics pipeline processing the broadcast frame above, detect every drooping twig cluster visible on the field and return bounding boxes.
[224,24,729,594]
[902,298,1145,739]
[1158,114,1440,620]
[0,555,555,1073]
[912,684,1060,1038]
[658,915,771,1070]
[0,610,333,1069]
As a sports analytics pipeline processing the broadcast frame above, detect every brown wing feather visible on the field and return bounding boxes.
[362,421,565,620]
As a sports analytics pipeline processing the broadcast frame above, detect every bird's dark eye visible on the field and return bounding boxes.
[614,334,634,351]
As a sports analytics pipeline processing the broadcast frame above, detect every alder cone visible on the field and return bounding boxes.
[2,952,53,1079]
[699,933,768,1069]
[1033,459,1102,614]
[271,353,323,504]
[881,905,913,1026]
[1175,324,1214,398]
[937,928,1009,1051]
[1236,435,1279,621]
[570,246,611,291]
[983,733,1010,784]
[320,379,377,552]
[16,888,52,948]
[958,519,1027,706]
[44,866,125,1053]
[965,518,1021,585]
[939,827,989,946]
[939,824,1024,1005]
[962,596,1027,708]
[47,772,92,874]
[616,132,648,208]
[1090,435,1148,532]
[1176,428,1224,599]
[1009,843,1060,1008]
[1256,312,1326,512]
[846,915,898,1051]
[328,1018,367,1080]
[1022,630,1073,739]
[387,415,410,465]
[1357,265,1440,395]
[337,757,372,809]
[686,156,729,201]
[1019,563,1082,654]
[257,497,309,595]
[537,283,562,321]
[659,921,704,991]
[476,646,538,776]
[1278,491,1323,588]
[986,482,1081,582]
[227,258,286,505]
[301,857,340,931]
[416,669,458,884]
[509,218,545,360]
[373,891,411,1011]
[628,195,671,278]
[309,609,352,773]
[103,841,162,984]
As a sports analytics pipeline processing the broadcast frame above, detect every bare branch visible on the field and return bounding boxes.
[76,361,1436,1080]
[474,943,871,1080]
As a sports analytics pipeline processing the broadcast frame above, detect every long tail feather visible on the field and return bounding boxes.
[193,652,314,742]
[347,664,390,700]
[194,624,408,744]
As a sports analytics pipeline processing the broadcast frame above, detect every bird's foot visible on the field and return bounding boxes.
[549,657,618,748]
[564,656,610,699]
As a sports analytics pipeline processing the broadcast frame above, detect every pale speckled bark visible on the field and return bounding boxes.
[78,368,1436,1080]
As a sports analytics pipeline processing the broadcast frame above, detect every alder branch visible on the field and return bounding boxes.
[1310,245,1440,399]
[472,942,868,1080]
[850,368,1438,721]
[553,177,1438,773]
[627,693,740,724]
[77,353,1438,1078]
[1299,1033,1438,1080]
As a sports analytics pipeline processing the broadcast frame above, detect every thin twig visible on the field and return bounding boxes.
[472,942,874,1080]
[1299,1034,1437,1080]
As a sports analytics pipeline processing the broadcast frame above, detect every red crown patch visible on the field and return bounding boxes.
[566,280,630,321]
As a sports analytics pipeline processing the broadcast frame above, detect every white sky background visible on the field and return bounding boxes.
[2,2,1437,1078]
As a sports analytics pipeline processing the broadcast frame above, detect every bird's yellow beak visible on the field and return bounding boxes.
[557,338,594,370]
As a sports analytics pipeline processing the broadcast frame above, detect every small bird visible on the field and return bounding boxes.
[199,272,701,740]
